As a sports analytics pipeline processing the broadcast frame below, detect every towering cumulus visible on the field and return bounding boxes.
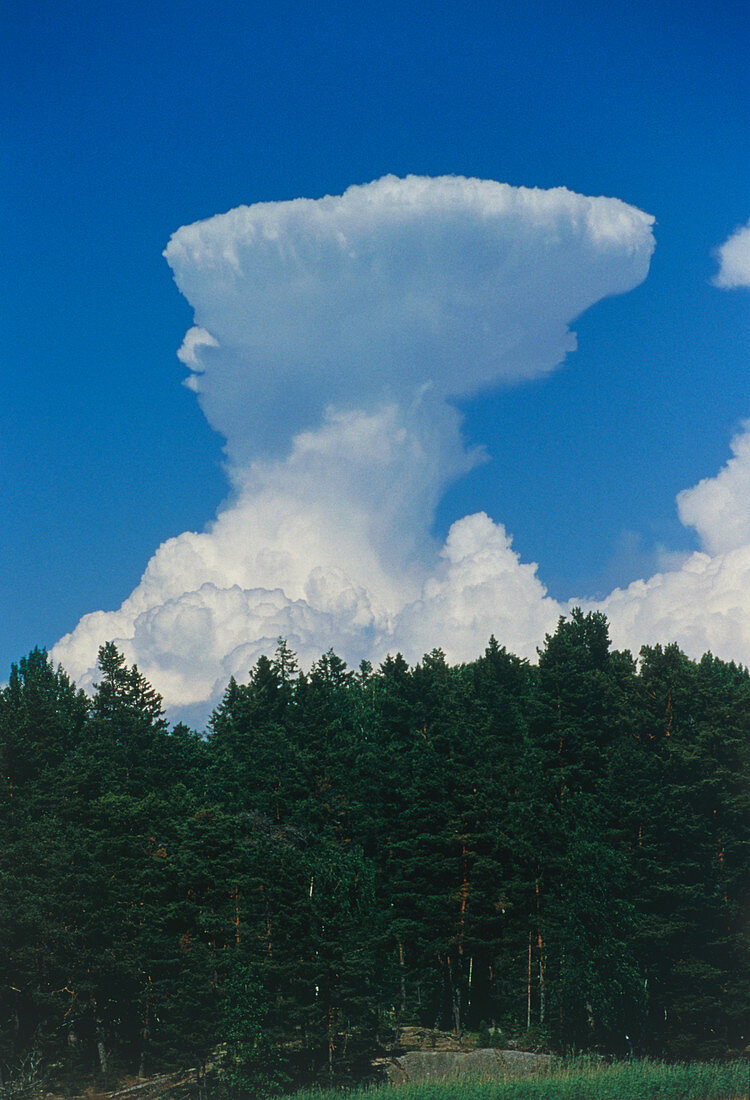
[54,175,665,719]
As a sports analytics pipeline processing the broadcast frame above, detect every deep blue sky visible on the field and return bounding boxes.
[2,0,749,676]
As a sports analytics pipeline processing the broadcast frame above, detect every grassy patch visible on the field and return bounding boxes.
[290,1058,746,1100]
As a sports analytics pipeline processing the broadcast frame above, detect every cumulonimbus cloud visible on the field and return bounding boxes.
[50,180,750,724]
[163,174,655,464]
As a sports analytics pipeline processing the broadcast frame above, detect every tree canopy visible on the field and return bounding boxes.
[1,618,748,1091]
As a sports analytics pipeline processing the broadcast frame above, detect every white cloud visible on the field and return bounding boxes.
[163,174,655,466]
[676,424,750,556]
[714,219,750,289]
[52,174,675,721]
[391,512,562,662]
[577,419,750,663]
[177,326,219,392]
[52,401,475,709]
[596,225,750,661]
[594,544,750,665]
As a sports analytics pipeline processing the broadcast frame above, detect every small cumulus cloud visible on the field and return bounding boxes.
[65,173,750,724]
[714,219,750,289]
[676,424,750,556]
[177,326,219,392]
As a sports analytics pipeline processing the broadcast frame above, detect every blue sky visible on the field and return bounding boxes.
[3,0,749,714]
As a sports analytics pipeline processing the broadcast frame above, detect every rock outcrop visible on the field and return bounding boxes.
[375,1047,553,1084]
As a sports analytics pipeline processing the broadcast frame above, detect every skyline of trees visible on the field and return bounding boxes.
[1,611,748,1091]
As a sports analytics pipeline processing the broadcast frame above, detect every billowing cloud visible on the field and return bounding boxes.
[714,219,750,289]
[586,419,750,660]
[390,512,562,662]
[55,401,475,707]
[55,173,725,723]
[595,544,750,663]
[676,424,750,556]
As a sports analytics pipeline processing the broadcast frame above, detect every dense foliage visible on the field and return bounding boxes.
[1,612,748,1090]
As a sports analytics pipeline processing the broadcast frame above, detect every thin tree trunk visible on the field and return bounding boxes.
[327,1006,335,1081]
[97,1034,108,1077]
[91,999,108,1078]
[261,882,273,955]
[538,932,546,1026]
[397,938,407,1015]
[138,981,151,1080]
[458,842,469,953]
[233,885,241,945]
[435,953,446,1030]
[532,875,543,1020]
[446,954,461,1035]
[527,931,532,1029]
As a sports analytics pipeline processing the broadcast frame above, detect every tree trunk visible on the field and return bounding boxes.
[537,932,546,1026]
[445,954,461,1035]
[138,987,151,1080]
[527,930,532,1029]
[397,938,407,1015]
[458,843,469,952]
[93,1008,108,1078]
[96,1035,108,1077]
[233,885,241,945]
[327,1005,335,1081]
[535,879,545,1026]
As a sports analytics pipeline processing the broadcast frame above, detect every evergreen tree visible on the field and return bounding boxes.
[1,622,747,1084]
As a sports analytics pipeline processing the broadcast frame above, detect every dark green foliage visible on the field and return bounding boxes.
[215,956,283,1096]
[0,619,748,1094]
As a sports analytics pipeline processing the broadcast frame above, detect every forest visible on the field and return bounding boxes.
[1,610,748,1093]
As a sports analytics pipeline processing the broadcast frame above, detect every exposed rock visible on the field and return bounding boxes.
[375,1047,553,1084]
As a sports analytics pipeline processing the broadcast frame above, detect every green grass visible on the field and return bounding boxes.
[289,1058,746,1100]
